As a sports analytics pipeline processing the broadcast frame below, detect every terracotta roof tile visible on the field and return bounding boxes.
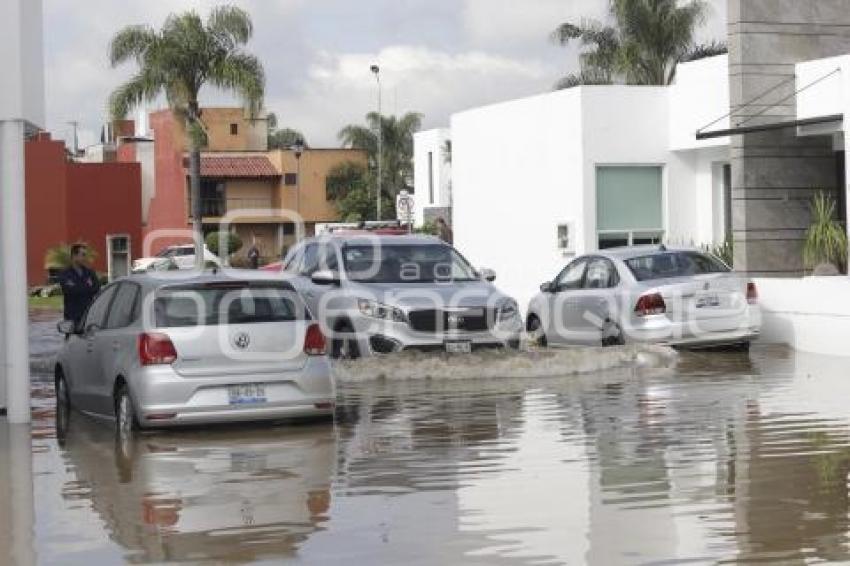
[196,155,280,178]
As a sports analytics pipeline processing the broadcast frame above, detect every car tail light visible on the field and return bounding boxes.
[635,293,666,317]
[138,333,178,366]
[747,282,758,305]
[304,323,327,356]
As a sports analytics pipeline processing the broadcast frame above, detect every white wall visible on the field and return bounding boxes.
[580,86,669,250]
[756,277,850,357]
[412,128,451,226]
[451,85,730,311]
[0,0,45,127]
[668,55,729,150]
[796,54,849,121]
[451,89,585,311]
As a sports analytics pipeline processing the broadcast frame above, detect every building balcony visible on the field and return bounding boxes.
[195,197,276,219]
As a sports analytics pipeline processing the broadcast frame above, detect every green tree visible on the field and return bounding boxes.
[552,0,709,88]
[205,230,244,258]
[265,113,308,149]
[108,5,265,268]
[338,112,422,220]
[325,161,394,222]
[268,128,308,150]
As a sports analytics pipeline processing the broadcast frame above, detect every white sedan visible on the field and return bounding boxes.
[526,246,761,350]
[133,244,222,272]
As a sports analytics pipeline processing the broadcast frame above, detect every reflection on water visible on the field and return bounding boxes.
[18,345,850,564]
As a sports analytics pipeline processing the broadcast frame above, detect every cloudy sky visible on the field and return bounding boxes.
[43,0,726,149]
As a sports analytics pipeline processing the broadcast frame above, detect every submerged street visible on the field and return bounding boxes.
[4,312,850,565]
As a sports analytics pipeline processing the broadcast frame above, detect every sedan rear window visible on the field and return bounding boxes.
[154,283,307,327]
[625,252,729,282]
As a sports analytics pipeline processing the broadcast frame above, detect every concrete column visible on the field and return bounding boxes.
[0,423,36,566]
[0,120,31,423]
[727,0,850,276]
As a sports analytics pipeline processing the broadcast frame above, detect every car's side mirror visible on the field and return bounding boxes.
[57,320,78,335]
[311,270,340,286]
[84,323,101,337]
[480,268,497,282]
[540,281,554,293]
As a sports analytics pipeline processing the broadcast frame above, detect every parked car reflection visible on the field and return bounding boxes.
[55,412,336,563]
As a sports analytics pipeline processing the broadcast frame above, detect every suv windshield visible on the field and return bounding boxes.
[154,283,307,327]
[342,244,479,283]
[625,252,729,282]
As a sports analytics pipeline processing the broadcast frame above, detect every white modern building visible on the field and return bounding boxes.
[416,51,850,356]
[417,55,732,311]
[412,128,452,227]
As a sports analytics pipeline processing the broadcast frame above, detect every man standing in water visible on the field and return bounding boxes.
[58,243,101,326]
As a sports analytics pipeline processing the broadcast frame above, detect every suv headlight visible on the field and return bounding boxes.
[358,299,407,323]
[497,300,519,322]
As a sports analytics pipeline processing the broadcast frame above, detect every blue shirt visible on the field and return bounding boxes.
[58,266,101,324]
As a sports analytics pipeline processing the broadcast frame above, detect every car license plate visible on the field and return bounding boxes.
[696,294,721,308]
[228,383,267,405]
[445,341,472,354]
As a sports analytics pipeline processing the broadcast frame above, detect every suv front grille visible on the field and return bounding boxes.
[407,308,495,333]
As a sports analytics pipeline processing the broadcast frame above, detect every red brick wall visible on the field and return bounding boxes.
[25,137,68,285]
[65,162,143,275]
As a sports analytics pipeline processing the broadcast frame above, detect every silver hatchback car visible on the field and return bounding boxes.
[526,246,761,349]
[281,233,523,358]
[55,271,334,432]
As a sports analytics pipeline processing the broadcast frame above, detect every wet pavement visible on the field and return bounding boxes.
[5,311,850,564]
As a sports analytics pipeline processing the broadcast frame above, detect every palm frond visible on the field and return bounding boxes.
[108,25,157,66]
[207,5,253,48]
[209,52,265,116]
[109,71,162,119]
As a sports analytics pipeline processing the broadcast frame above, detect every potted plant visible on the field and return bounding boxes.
[803,192,848,275]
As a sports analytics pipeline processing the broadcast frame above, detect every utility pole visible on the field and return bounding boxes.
[292,138,304,238]
[67,120,78,156]
[371,64,382,221]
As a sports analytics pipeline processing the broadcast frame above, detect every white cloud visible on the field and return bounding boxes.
[463,0,609,47]
[268,45,553,146]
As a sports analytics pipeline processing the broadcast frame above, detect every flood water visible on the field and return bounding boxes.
[5,313,850,564]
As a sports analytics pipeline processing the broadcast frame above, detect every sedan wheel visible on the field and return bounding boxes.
[601,322,625,347]
[115,385,138,440]
[55,373,71,412]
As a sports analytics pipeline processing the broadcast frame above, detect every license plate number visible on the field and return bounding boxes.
[445,341,472,354]
[228,384,266,405]
[696,294,721,308]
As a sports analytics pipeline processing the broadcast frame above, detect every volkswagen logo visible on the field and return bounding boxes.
[233,332,251,350]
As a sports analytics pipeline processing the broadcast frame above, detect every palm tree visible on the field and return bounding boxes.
[108,5,265,267]
[552,0,707,88]
[338,112,422,219]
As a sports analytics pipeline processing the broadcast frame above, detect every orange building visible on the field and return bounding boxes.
[119,108,366,260]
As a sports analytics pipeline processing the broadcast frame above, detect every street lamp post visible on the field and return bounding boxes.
[370,64,382,221]
[292,139,304,239]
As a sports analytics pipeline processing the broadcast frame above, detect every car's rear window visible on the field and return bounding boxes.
[625,252,729,281]
[154,283,307,327]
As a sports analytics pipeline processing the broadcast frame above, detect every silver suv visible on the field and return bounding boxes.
[282,233,522,358]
